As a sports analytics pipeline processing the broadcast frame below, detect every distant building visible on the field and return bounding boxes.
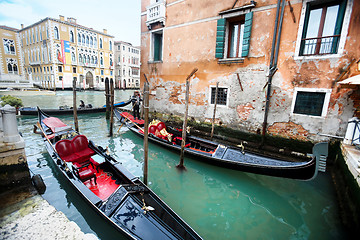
[140,0,360,142]
[114,41,140,89]
[0,25,30,88]
[0,15,114,90]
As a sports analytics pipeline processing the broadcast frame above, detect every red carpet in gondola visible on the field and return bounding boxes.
[86,166,120,200]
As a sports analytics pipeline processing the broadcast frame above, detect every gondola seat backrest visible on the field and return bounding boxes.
[55,139,79,162]
[149,125,157,135]
[157,122,166,131]
[72,135,95,161]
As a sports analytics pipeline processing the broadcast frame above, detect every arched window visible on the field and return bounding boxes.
[94,37,97,47]
[110,58,113,66]
[13,64,18,73]
[100,56,103,65]
[79,54,83,63]
[86,55,90,63]
[109,41,112,50]
[91,56,94,64]
[54,27,59,39]
[78,33,81,43]
[94,56,98,64]
[86,36,89,45]
[7,63,13,73]
[70,30,74,42]
[71,52,76,62]
[90,37,93,46]
[100,38,103,48]
[82,34,85,44]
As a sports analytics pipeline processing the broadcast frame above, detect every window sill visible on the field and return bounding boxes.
[217,58,244,65]
[294,54,341,61]
[148,60,163,64]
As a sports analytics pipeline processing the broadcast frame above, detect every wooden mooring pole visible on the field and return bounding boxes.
[143,74,150,185]
[105,78,110,119]
[210,82,219,140]
[109,79,115,137]
[72,78,79,132]
[177,68,198,169]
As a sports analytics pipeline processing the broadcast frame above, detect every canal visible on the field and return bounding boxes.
[13,90,347,239]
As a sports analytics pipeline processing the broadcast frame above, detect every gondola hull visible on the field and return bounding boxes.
[37,107,202,240]
[114,109,323,181]
[21,99,131,116]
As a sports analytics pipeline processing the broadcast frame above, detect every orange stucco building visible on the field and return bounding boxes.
[140,0,360,142]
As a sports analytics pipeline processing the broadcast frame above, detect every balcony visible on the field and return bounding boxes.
[146,0,166,29]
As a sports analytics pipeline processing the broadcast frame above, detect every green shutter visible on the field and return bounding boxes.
[215,18,226,59]
[241,12,253,57]
[299,3,311,55]
[332,0,347,53]
[154,33,162,61]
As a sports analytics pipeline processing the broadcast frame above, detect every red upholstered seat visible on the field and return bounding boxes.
[157,122,166,131]
[55,140,78,162]
[76,167,97,184]
[149,125,157,134]
[72,135,95,161]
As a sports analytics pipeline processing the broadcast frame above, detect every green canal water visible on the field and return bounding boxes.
[13,90,347,239]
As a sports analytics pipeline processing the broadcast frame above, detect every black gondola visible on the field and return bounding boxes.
[114,108,327,181]
[20,99,131,116]
[37,107,202,240]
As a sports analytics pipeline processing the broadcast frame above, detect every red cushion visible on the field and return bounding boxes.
[72,135,89,151]
[78,168,96,182]
[72,135,95,161]
[149,125,157,134]
[56,140,77,162]
[157,122,166,131]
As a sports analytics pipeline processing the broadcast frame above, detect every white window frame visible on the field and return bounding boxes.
[290,87,332,118]
[294,0,353,61]
[149,29,163,63]
[209,85,229,107]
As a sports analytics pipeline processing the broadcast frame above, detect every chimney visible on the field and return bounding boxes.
[103,29,107,34]
[59,15,65,21]
[21,24,24,29]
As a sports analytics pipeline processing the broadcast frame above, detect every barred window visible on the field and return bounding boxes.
[211,87,228,105]
[293,91,325,116]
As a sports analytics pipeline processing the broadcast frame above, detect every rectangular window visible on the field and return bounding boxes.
[210,87,228,105]
[291,88,331,117]
[58,66,62,72]
[101,69,104,75]
[152,31,163,62]
[299,0,347,56]
[228,20,244,58]
[216,11,253,60]
[59,76,63,81]
[73,67,76,73]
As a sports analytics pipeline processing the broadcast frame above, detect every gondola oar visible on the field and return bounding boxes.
[117,103,135,133]
[121,112,144,132]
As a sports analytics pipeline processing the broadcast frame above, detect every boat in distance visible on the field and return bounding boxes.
[37,107,202,240]
[114,108,328,181]
[20,99,131,116]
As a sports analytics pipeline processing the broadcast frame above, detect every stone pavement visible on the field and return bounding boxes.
[0,195,98,240]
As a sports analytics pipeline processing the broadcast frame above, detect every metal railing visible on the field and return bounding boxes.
[300,35,340,56]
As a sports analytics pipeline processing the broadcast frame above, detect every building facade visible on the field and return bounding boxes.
[140,0,360,142]
[114,41,140,89]
[0,26,29,88]
[16,15,114,90]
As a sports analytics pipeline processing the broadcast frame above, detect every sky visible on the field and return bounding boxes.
[0,0,141,46]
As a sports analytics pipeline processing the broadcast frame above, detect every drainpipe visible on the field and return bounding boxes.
[261,0,286,146]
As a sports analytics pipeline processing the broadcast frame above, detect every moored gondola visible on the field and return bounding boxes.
[37,107,202,240]
[21,99,131,116]
[114,108,328,181]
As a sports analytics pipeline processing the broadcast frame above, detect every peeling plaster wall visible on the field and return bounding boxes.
[141,0,360,142]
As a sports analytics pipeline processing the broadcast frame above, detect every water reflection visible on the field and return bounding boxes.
[17,90,347,239]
